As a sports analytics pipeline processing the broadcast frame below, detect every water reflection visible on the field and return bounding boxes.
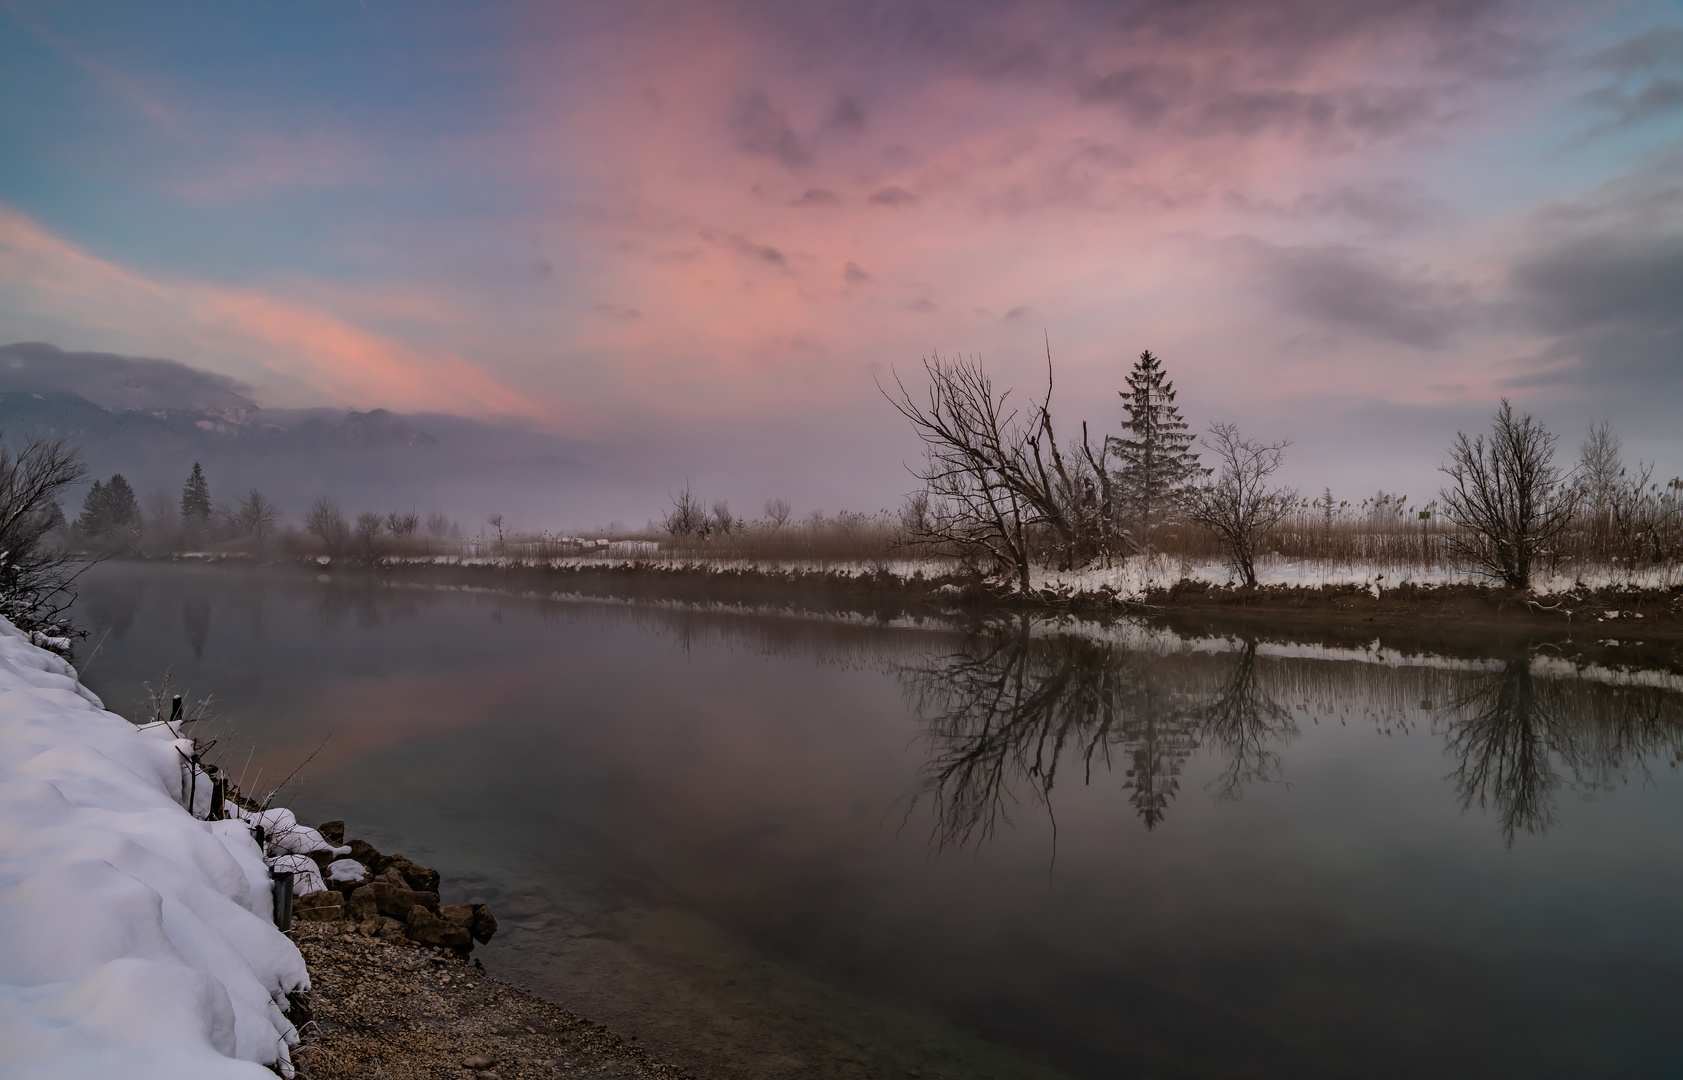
[905,622,1683,845]
[1443,660,1683,844]
[67,564,1683,1079]
[902,623,1301,842]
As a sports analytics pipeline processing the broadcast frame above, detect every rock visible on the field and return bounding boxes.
[347,838,382,867]
[443,903,497,943]
[307,850,337,871]
[401,863,440,893]
[461,1054,498,1069]
[294,888,343,915]
[347,885,378,922]
[294,891,345,922]
[372,881,422,919]
[377,854,441,893]
[470,904,498,945]
[375,916,407,941]
[405,906,471,948]
[316,820,345,845]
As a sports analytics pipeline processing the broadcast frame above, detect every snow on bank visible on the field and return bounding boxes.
[0,619,309,1079]
[1029,554,1682,598]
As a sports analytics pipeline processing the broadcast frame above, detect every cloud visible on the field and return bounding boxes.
[0,204,542,419]
[1502,160,1683,392]
[843,261,870,284]
[0,341,258,412]
[1583,26,1683,128]
[868,186,917,206]
[1078,63,1196,127]
[730,90,812,167]
[1003,305,1034,322]
[825,95,867,134]
[1227,181,1445,232]
[1239,240,1471,349]
[791,188,842,207]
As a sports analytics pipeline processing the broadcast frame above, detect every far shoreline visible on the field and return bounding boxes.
[101,553,1683,655]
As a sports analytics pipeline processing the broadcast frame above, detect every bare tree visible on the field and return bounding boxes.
[143,487,177,549]
[711,500,735,535]
[424,509,451,539]
[1438,400,1577,590]
[385,510,420,537]
[0,434,90,648]
[882,352,1126,593]
[1578,420,1622,558]
[304,497,350,555]
[233,489,280,542]
[354,511,384,559]
[1187,423,1297,588]
[663,482,706,536]
[1608,462,1683,568]
[764,496,792,532]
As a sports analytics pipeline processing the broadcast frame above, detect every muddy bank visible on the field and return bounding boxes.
[1141,580,1683,657]
[329,558,1683,646]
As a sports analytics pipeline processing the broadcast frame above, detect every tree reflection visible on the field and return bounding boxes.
[1199,640,1296,801]
[1442,661,1683,845]
[899,622,1293,846]
[903,622,1683,850]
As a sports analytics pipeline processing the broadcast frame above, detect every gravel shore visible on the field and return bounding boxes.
[288,922,694,1080]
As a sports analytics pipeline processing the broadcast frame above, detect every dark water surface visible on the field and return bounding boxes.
[73,562,1683,1079]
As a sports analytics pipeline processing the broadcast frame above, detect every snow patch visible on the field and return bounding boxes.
[0,618,310,1079]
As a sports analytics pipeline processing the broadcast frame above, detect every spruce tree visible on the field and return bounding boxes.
[181,463,211,526]
[104,474,139,533]
[1109,350,1207,544]
[76,480,108,537]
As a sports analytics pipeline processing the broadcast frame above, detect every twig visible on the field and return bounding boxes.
[262,715,347,809]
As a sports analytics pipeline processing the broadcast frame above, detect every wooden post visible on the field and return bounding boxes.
[170,695,183,724]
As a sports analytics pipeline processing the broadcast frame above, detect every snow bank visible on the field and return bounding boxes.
[1028,553,1682,598]
[0,618,309,1079]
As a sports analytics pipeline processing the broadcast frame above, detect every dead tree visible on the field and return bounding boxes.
[1187,423,1298,588]
[883,352,1129,592]
[0,434,90,647]
[663,481,707,536]
[1438,400,1577,590]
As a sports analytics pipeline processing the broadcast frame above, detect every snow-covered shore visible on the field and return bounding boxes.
[0,619,309,1079]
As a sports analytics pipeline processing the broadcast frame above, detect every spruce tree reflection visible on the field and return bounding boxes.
[899,625,1294,845]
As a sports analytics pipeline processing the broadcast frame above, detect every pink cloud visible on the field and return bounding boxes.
[0,204,544,419]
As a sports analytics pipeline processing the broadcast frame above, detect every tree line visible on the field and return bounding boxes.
[883,349,1681,592]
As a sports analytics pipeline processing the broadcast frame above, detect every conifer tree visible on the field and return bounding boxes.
[105,474,139,532]
[180,462,211,526]
[76,474,139,538]
[1109,350,1207,544]
[75,480,107,537]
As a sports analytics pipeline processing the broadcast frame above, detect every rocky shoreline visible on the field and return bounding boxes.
[286,821,692,1080]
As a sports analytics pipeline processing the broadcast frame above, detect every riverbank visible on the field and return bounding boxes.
[289,923,689,1080]
[296,553,1683,645]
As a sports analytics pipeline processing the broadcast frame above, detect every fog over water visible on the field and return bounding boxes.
[73,562,1683,1079]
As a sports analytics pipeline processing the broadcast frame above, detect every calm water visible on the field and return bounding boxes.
[73,562,1683,1079]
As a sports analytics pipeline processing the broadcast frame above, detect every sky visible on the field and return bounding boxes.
[1,0,1680,522]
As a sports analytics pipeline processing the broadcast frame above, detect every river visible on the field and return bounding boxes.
[72,561,1683,1079]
